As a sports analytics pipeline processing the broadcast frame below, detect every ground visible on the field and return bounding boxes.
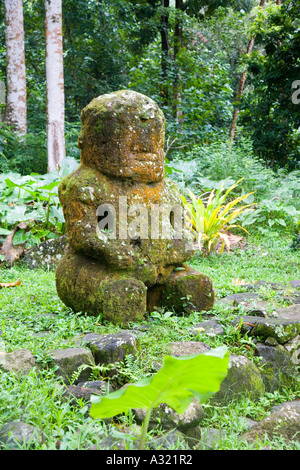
[0,231,299,450]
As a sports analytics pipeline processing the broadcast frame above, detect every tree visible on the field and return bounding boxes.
[4,0,27,136]
[229,0,266,143]
[240,0,300,167]
[45,0,65,172]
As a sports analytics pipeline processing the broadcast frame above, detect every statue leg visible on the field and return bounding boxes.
[147,266,214,313]
[56,248,147,324]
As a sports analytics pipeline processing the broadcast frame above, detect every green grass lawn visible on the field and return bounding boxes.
[0,231,299,450]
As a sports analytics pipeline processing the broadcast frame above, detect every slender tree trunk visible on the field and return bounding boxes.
[4,0,27,136]
[160,0,170,105]
[45,0,66,172]
[173,0,184,123]
[229,0,266,143]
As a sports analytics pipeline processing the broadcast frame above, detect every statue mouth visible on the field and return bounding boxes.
[128,152,160,162]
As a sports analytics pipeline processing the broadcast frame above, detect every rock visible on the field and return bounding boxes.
[231,315,300,344]
[168,341,210,357]
[133,397,204,433]
[148,430,189,450]
[271,400,300,414]
[78,330,140,366]
[241,402,300,443]
[217,293,270,317]
[77,380,112,393]
[156,269,215,313]
[22,235,68,269]
[254,343,297,392]
[284,335,300,365]
[271,304,300,321]
[62,384,103,405]
[212,355,265,404]
[0,421,43,449]
[289,280,300,289]
[190,319,224,337]
[245,280,284,291]
[56,90,214,324]
[88,431,140,450]
[49,347,95,384]
[217,292,261,305]
[0,349,37,375]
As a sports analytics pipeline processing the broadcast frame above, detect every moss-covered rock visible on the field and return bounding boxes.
[254,342,297,392]
[49,347,95,384]
[78,330,141,365]
[211,355,265,404]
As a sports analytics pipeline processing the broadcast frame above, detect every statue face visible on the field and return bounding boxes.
[78,90,165,183]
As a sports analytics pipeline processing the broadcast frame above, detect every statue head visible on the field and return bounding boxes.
[78,90,165,183]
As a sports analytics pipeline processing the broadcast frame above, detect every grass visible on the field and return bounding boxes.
[0,231,299,450]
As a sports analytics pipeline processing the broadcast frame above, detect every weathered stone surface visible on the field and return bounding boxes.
[78,330,140,365]
[231,315,300,344]
[49,347,95,384]
[56,90,214,324]
[216,293,270,316]
[0,421,43,449]
[22,235,68,270]
[190,319,224,337]
[77,380,112,393]
[78,90,165,183]
[168,341,210,357]
[212,355,265,403]
[0,349,37,375]
[289,280,300,289]
[271,304,300,322]
[241,402,300,443]
[133,397,204,433]
[254,343,297,392]
[284,335,300,365]
[156,269,215,313]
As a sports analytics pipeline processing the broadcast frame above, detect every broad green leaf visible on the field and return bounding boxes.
[0,228,11,236]
[13,229,30,245]
[4,206,26,224]
[90,346,229,419]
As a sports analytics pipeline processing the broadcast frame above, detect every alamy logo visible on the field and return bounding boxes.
[291,80,300,104]
[96,196,192,246]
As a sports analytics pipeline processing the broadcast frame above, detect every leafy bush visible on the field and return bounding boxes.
[181,179,254,256]
[168,138,300,234]
[0,157,78,248]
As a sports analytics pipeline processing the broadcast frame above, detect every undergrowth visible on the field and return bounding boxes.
[0,232,299,449]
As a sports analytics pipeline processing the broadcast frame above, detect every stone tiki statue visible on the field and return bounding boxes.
[56,90,214,324]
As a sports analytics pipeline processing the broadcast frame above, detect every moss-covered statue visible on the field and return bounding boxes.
[56,90,214,324]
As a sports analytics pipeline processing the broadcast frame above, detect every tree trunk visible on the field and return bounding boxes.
[229,0,266,143]
[4,0,27,136]
[45,0,66,172]
[160,0,170,105]
[173,0,184,123]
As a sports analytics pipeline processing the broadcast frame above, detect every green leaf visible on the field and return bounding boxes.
[4,206,26,224]
[277,218,286,226]
[13,229,30,245]
[90,346,229,419]
[0,228,11,236]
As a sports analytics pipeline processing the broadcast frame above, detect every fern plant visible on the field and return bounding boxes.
[181,178,255,256]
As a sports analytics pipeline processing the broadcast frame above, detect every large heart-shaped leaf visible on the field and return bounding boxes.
[90,346,229,419]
